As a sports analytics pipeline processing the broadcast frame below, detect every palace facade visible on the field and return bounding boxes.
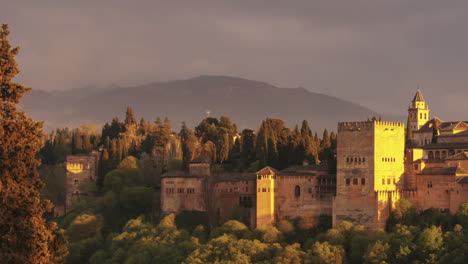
[160,89,468,230]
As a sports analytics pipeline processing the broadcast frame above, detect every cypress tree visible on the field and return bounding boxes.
[124,106,137,127]
[0,24,67,263]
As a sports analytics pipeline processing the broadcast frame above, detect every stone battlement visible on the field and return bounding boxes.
[338,120,404,130]
[66,163,91,173]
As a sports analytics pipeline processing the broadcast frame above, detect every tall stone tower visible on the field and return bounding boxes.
[408,88,429,132]
[333,120,405,230]
[65,151,99,213]
[255,166,277,228]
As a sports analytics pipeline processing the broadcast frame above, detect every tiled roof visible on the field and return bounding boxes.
[216,172,256,182]
[445,152,468,160]
[419,167,458,175]
[419,166,468,175]
[412,89,425,102]
[422,142,468,150]
[256,166,279,176]
[161,170,201,178]
[457,176,468,183]
[417,117,445,133]
[440,121,468,132]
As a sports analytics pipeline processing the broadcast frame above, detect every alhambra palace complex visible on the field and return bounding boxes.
[65,90,468,230]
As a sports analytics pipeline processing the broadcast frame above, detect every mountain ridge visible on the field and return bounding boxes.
[22,75,380,132]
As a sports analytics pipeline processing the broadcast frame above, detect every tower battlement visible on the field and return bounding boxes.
[66,163,91,173]
[338,120,404,131]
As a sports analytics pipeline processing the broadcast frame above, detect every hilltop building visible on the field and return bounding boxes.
[57,89,466,229]
[160,89,468,230]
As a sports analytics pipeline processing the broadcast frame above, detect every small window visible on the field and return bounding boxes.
[414,164,418,170]
[262,188,266,192]
[74,179,79,185]
[361,178,366,185]
[387,179,391,184]
[295,185,301,197]
[308,187,312,194]
[257,176,261,180]
[363,157,366,162]
[382,178,385,185]
[353,178,358,185]
[427,181,433,188]
[346,178,351,185]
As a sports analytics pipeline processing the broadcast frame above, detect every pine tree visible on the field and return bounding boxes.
[0,23,67,263]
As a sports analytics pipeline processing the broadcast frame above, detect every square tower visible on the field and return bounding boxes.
[255,166,277,228]
[333,120,405,230]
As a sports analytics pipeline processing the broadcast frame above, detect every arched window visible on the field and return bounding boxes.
[420,113,423,119]
[294,186,301,197]
[424,113,427,119]
[428,151,434,159]
[435,151,440,159]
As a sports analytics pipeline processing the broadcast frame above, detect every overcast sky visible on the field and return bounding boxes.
[3,0,468,120]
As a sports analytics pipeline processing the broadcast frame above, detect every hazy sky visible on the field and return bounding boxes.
[3,0,468,120]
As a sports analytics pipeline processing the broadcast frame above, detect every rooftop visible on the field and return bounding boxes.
[412,88,425,102]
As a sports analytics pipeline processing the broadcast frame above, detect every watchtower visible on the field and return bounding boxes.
[333,120,405,229]
[255,166,277,228]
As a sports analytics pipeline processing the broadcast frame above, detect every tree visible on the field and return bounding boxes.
[0,23,67,263]
[305,241,343,264]
[363,240,390,264]
[124,106,137,127]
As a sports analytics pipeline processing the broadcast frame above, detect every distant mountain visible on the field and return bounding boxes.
[21,75,379,132]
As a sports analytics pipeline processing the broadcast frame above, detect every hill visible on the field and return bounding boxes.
[21,75,379,131]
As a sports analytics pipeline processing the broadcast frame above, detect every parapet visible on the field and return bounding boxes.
[338,120,404,131]
[66,163,91,173]
[373,120,405,128]
[338,121,373,131]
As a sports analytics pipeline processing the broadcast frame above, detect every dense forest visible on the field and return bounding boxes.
[36,107,468,264]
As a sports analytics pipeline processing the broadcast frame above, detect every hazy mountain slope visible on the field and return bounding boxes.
[22,75,379,131]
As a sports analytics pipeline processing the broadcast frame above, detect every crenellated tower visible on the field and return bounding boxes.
[408,88,429,132]
[333,120,405,229]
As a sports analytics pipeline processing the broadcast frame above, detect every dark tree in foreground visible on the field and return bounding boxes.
[0,24,67,263]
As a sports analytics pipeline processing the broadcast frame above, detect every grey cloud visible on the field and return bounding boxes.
[2,0,468,121]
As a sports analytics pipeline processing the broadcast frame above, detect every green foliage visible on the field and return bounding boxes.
[176,211,210,233]
[305,241,343,264]
[0,23,67,263]
[117,155,140,169]
[210,220,249,239]
[40,164,67,206]
[363,240,390,264]
[66,214,103,243]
